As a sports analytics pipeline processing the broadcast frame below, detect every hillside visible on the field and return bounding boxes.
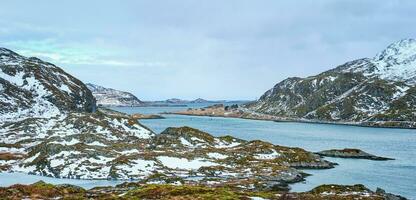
[246,39,416,128]
[0,48,96,122]
[0,47,334,187]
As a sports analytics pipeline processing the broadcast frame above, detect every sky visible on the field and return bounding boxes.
[1,0,415,100]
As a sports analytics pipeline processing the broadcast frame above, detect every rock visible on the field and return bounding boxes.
[317,148,394,160]
[376,188,408,200]
[131,113,165,119]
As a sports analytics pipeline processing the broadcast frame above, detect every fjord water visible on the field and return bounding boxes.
[1,104,415,198]
[114,105,416,198]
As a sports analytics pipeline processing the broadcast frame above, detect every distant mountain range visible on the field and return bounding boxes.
[146,98,239,105]
[86,83,144,107]
[85,84,245,107]
[246,39,416,128]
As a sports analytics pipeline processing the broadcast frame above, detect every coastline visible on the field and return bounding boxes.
[164,112,416,130]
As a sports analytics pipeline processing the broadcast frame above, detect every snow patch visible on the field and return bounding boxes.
[157,156,218,170]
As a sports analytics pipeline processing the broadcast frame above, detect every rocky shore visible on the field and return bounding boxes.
[316,149,394,161]
[0,181,407,200]
[130,113,165,120]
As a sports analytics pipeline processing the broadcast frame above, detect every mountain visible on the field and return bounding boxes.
[0,48,155,178]
[0,48,96,122]
[189,98,210,103]
[165,98,188,104]
[246,39,416,128]
[148,98,234,105]
[0,47,334,184]
[86,83,144,107]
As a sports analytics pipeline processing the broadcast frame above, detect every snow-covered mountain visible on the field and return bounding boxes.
[247,39,416,128]
[86,83,144,107]
[0,47,333,183]
[0,48,96,122]
[148,98,226,105]
[0,48,155,178]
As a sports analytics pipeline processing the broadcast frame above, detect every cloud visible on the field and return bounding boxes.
[3,39,167,67]
[0,0,415,100]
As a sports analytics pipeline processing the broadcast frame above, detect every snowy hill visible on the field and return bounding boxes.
[0,48,154,178]
[0,48,96,122]
[0,47,334,184]
[246,39,416,128]
[86,83,144,107]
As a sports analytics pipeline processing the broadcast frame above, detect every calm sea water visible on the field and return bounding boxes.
[1,104,415,198]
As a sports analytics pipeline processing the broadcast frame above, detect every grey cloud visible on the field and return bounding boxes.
[0,0,415,100]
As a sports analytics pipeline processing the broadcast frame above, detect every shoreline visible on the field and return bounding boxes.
[163,112,416,130]
[0,168,322,194]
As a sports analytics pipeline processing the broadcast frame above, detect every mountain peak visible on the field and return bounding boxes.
[374,38,416,62]
[370,38,416,83]
[0,47,15,54]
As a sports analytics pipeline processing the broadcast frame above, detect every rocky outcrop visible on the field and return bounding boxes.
[246,39,416,128]
[86,83,144,107]
[1,124,334,186]
[130,113,165,119]
[317,149,394,160]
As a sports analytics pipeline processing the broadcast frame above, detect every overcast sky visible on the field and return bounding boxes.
[1,0,415,100]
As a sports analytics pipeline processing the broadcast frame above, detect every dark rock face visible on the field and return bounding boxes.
[0,48,96,120]
[246,39,416,128]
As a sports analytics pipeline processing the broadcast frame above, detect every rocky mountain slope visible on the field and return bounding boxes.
[0,47,333,186]
[86,83,144,107]
[0,48,155,179]
[0,47,406,199]
[247,39,416,128]
[0,48,96,122]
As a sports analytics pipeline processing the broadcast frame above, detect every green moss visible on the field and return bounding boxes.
[310,184,369,194]
[124,184,243,200]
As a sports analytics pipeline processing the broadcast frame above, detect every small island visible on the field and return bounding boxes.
[130,113,165,120]
[316,149,394,161]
